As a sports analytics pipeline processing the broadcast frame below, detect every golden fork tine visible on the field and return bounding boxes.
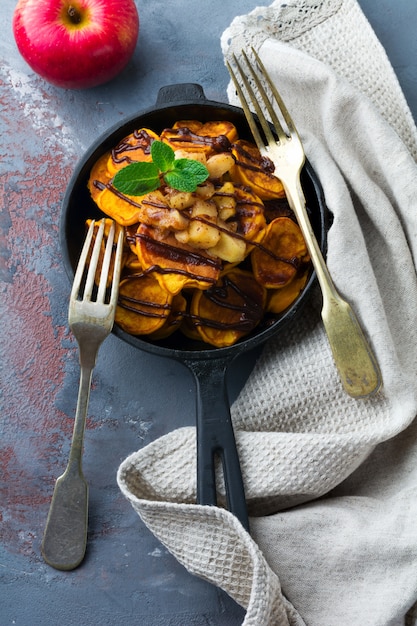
[250,47,298,137]
[239,50,287,144]
[226,57,265,152]
[235,54,277,145]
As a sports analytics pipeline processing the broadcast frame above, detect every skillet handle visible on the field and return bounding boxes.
[156,83,207,105]
[183,356,249,533]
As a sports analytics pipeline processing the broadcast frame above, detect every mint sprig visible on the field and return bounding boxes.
[112,140,209,195]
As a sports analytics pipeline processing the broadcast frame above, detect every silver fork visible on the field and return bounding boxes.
[227,49,381,398]
[41,218,124,570]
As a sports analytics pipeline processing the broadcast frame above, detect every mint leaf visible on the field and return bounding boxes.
[111,141,210,195]
[174,158,210,183]
[151,141,175,172]
[165,158,209,192]
[113,162,160,195]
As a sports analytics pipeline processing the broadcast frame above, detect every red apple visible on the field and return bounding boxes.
[12,0,139,89]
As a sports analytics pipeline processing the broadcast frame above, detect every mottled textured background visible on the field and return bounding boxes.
[1,0,417,624]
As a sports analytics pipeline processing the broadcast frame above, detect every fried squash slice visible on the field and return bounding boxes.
[266,270,310,314]
[251,217,309,289]
[136,224,222,295]
[231,139,286,201]
[88,129,160,202]
[88,151,113,204]
[160,120,238,156]
[148,292,187,340]
[93,186,190,230]
[115,274,172,335]
[93,186,147,226]
[234,184,267,242]
[190,268,267,347]
[107,128,159,176]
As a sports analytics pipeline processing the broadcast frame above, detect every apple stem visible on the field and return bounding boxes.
[67,6,82,24]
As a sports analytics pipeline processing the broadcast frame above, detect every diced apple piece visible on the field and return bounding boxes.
[209,231,246,263]
[166,190,195,211]
[206,153,235,179]
[213,182,237,221]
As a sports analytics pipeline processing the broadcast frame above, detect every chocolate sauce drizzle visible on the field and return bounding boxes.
[193,274,263,331]
[111,129,155,164]
[163,127,232,153]
[118,292,171,318]
[117,271,263,333]
[232,141,276,176]
[136,232,222,270]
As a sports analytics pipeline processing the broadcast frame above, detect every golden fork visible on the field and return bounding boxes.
[42,218,124,570]
[227,49,381,398]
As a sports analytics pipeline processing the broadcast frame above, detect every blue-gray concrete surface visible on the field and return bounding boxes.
[1,1,417,624]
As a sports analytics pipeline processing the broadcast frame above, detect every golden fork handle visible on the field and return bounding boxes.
[287,176,382,398]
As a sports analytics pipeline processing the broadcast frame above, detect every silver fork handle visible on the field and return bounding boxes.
[284,174,382,398]
[41,336,103,570]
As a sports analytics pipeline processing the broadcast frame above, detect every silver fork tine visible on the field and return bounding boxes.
[70,219,95,301]
[109,229,124,306]
[97,221,115,303]
[84,218,105,301]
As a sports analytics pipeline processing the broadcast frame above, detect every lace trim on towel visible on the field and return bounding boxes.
[221,0,343,57]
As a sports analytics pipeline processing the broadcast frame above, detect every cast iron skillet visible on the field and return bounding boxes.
[60,84,328,532]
